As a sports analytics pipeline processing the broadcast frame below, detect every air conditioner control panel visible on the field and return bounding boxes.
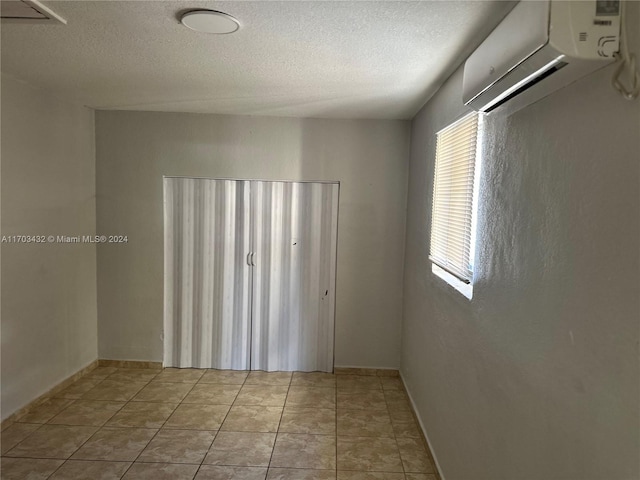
[549,0,621,59]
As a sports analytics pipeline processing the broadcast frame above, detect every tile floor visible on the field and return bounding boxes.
[1,367,439,480]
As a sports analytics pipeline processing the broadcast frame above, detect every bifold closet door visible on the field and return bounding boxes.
[251,181,339,372]
[164,178,251,369]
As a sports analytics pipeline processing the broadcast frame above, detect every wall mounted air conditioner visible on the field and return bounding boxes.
[463,0,621,113]
[0,0,66,24]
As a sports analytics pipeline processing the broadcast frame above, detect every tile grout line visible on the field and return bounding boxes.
[264,372,292,477]
[397,377,440,480]
[41,367,158,479]
[38,367,171,478]
[4,373,118,477]
[79,369,163,476]
[336,374,408,478]
[382,380,407,478]
[335,373,339,479]
[7,369,260,478]
[118,367,205,480]
[2,422,45,457]
[3,369,120,457]
[192,369,250,480]
[0,360,105,432]
[5,369,423,479]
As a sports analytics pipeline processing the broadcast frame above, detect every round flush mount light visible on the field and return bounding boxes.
[180,10,240,34]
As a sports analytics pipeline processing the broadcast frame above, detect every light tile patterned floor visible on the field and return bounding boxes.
[1,367,439,480]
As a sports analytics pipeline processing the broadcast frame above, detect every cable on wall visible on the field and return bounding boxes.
[612,0,640,100]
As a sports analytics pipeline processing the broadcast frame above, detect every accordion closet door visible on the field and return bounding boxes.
[164,178,338,372]
[251,181,339,372]
[164,178,252,369]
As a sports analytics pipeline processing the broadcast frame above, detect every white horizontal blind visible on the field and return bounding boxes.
[430,112,480,283]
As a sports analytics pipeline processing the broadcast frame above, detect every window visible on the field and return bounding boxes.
[429,112,481,297]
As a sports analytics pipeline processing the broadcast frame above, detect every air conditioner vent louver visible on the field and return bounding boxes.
[1,0,66,24]
[483,61,569,113]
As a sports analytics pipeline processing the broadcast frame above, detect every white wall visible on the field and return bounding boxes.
[95,112,409,368]
[1,75,98,420]
[401,5,640,479]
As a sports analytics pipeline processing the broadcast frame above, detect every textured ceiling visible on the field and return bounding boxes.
[1,1,514,119]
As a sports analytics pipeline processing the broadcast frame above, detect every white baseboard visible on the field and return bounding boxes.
[399,371,446,480]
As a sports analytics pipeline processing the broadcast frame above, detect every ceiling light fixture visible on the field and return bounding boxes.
[180,10,239,34]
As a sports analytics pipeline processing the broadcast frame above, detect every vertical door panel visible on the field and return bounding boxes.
[164,178,251,369]
[251,181,339,372]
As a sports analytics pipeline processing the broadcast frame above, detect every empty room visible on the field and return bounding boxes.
[1,0,638,479]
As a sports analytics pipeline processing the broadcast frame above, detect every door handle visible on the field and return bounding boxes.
[251,252,256,266]
[247,252,252,266]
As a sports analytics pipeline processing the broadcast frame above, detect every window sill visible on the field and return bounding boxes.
[432,263,473,300]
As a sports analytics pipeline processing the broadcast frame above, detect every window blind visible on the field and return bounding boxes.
[429,112,480,284]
